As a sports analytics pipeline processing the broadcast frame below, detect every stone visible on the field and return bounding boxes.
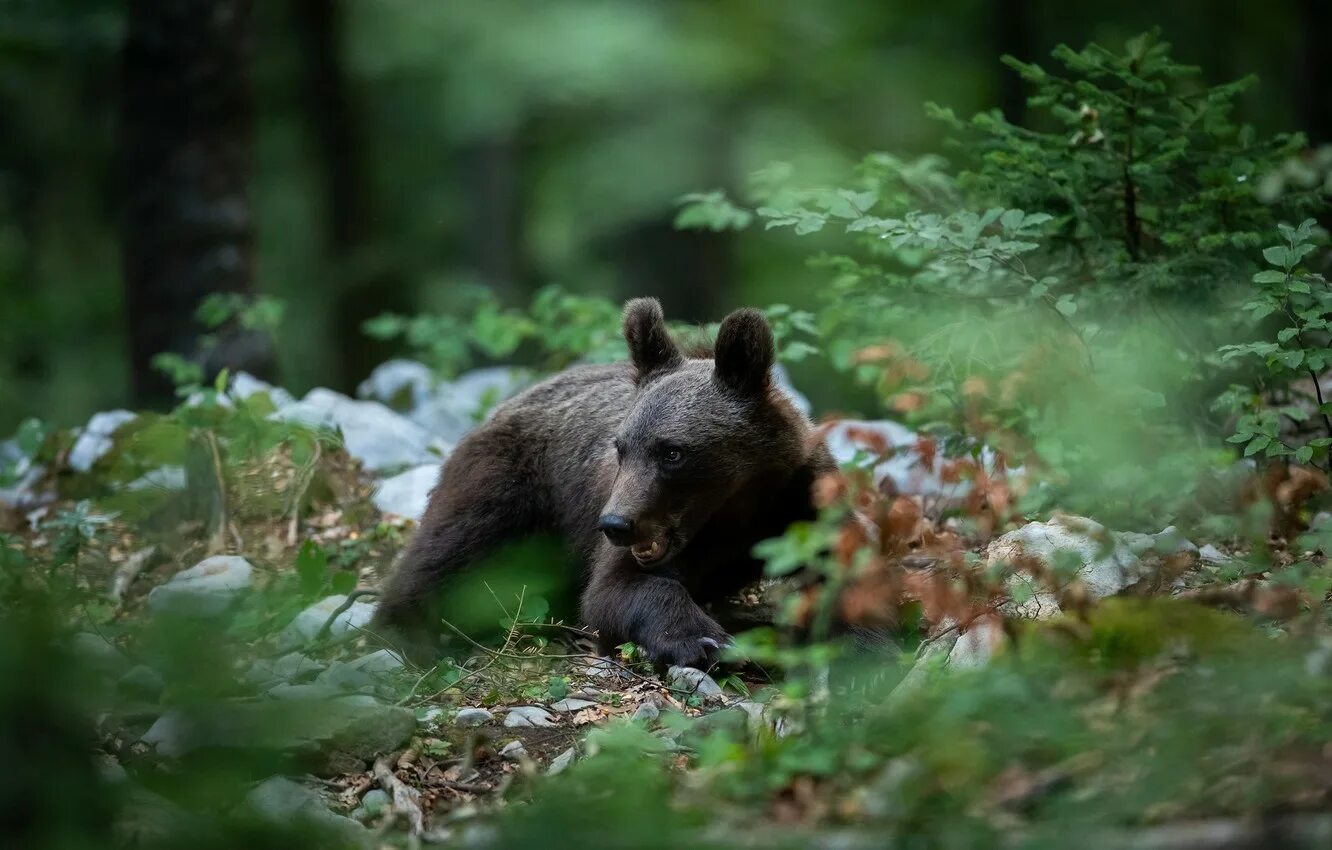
[454,707,493,727]
[1199,544,1230,565]
[371,464,439,520]
[824,419,1009,500]
[549,697,597,712]
[989,515,1145,620]
[630,701,660,725]
[245,776,367,848]
[504,706,557,728]
[312,651,405,695]
[144,694,416,775]
[274,388,449,472]
[948,617,1006,669]
[357,359,436,410]
[345,648,406,675]
[444,367,530,420]
[230,372,295,407]
[667,666,724,699]
[352,788,390,822]
[500,740,529,761]
[278,594,377,650]
[0,440,45,510]
[245,653,325,689]
[147,555,253,618]
[266,683,349,701]
[68,410,136,473]
[547,747,576,775]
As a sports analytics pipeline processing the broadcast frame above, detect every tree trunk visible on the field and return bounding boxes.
[994,0,1032,125]
[120,0,265,407]
[1297,0,1332,145]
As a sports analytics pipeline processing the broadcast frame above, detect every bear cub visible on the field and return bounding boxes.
[373,297,835,668]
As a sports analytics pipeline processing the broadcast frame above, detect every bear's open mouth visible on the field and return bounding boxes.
[630,537,669,564]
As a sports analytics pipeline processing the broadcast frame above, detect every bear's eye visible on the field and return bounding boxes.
[661,447,684,468]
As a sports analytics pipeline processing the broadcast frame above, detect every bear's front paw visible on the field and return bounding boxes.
[643,630,732,669]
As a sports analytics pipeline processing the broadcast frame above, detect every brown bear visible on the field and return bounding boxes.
[373,297,835,668]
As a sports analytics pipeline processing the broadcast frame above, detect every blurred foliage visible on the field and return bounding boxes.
[0,0,1320,431]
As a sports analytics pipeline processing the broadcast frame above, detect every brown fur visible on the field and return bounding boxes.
[373,298,835,667]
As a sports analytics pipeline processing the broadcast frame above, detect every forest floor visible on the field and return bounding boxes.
[4,371,1332,849]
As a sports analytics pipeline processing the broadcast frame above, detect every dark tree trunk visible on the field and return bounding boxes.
[295,0,411,388]
[1297,0,1332,145]
[120,0,266,406]
[994,0,1032,125]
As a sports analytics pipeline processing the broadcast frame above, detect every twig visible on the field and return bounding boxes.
[372,753,424,837]
[205,431,229,554]
[108,545,156,606]
[314,588,380,643]
[285,441,321,547]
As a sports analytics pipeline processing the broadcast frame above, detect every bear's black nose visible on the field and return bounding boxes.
[598,514,635,546]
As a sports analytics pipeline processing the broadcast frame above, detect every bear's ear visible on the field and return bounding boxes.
[623,297,683,383]
[713,308,774,398]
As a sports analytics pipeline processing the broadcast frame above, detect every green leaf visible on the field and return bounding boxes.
[295,540,328,598]
[1244,436,1270,457]
[1296,446,1315,465]
[330,570,357,595]
[1055,294,1078,316]
[1253,270,1287,284]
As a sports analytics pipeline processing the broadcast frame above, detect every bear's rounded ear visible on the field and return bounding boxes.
[623,297,683,383]
[713,308,774,398]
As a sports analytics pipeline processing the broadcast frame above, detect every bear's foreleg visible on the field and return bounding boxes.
[582,548,730,668]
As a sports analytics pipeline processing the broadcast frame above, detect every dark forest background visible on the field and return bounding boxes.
[1,0,1327,432]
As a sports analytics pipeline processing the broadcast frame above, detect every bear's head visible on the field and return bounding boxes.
[598,297,810,566]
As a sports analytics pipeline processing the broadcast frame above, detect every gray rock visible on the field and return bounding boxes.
[274,388,449,472]
[313,652,405,696]
[667,666,724,699]
[147,555,254,617]
[504,706,557,728]
[230,372,295,407]
[1199,544,1231,565]
[547,747,576,775]
[454,707,493,727]
[245,776,367,848]
[345,648,406,675]
[445,367,530,419]
[278,594,377,650]
[371,463,439,520]
[69,410,136,473]
[823,419,1008,500]
[630,702,660,725]
[549,698,597,712]
[1116,525,1198,558]
[357,359,436,410]
[352,788,390,822]
[405,367,533,445]
[245,653,325,689]
[948,618,1005,669]
[0,440,45,509]
[500,740,529,761]
[144,694,415,775]
[266,683,349,701]
[989,515,1145,620]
